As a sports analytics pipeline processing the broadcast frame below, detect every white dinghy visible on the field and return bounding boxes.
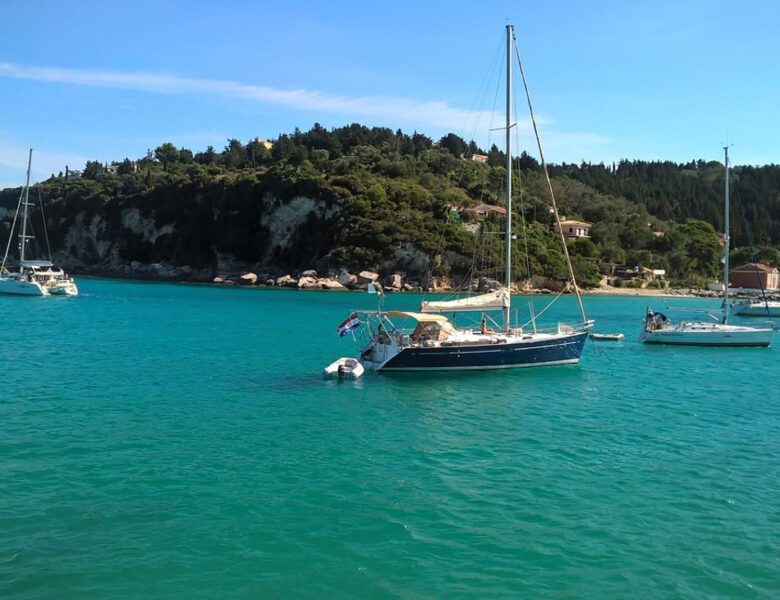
[591,332,624,341]
[323,357,364,379]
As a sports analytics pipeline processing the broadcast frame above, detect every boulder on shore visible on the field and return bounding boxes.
[300,269,318,278]
[318,278,346,290]
[385,273,403,291]
[358,270,379,284]
[240,272,258,285]
[297,276,318,289]
[276,274,297,288]
[338,272,358,288]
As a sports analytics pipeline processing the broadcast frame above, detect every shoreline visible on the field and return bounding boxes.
[73,273,725,299]
[72,269,779,301]
[580,287,698,298]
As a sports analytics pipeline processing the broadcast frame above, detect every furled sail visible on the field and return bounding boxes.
[420,287,510,313]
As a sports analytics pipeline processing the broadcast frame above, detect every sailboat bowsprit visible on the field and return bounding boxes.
[348,25,593,372]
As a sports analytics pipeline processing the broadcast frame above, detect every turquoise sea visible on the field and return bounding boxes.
[1,278,778,598]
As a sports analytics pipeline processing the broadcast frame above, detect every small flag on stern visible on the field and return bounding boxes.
[337,313,360,337]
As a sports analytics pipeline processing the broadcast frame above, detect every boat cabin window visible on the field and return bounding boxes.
[411,321,453,342]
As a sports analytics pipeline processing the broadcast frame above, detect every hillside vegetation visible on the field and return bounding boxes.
[1,123,779,289]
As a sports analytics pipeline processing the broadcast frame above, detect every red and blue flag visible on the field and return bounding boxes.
[337,314,360,337]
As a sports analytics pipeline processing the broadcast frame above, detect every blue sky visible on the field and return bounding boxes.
[1,0,778,189]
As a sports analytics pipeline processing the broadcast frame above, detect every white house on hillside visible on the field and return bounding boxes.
[554,219,591,239]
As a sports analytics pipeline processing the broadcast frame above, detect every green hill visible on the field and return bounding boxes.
[1,123,778,289]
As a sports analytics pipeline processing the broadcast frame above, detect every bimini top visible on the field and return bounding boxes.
[21,260,55,268]
[420,288,510,313]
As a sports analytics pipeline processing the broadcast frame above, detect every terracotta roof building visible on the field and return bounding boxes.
[730,263,780,290]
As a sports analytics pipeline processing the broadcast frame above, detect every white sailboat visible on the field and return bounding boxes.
[0,149,78,297]
[730,297,780,317]
[349,25,593,372]
[639,148,772,347]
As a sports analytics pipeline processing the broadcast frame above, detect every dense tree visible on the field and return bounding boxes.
[222,139,247,168]
[195,146,217,165]
[117,158,135,176]
[82,160,104,178]
[2,123,777,289]
[155,143,179,171]
[439,133,467,158]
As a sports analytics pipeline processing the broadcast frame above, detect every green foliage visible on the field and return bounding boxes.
[1,122,777,289]
[439,133,467,158]
[677,219,721,279]
[571,237,598,258]
[571,256,602,288]
[155,143,179,171]
[83,160,104,178]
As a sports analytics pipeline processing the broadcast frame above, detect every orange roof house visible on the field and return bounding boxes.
[730,263,780,290]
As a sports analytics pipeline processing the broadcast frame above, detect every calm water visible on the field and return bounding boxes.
[1,279,778,599]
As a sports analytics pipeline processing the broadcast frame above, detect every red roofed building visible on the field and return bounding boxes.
[473,203,507,217]
[730,263,780,290]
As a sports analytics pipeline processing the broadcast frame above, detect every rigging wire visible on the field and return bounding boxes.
[512,34,588,324]
[511,77,534,289]
[733,176,776,327]
[37,186,54,262]
[1,185,25,272]
[421,30,506,300]
[458,36,505,162]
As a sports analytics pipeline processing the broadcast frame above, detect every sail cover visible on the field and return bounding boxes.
[420,287,510,313]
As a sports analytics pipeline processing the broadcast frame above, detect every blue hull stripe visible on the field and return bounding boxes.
[642,340,770,347]
[380,332,588,371]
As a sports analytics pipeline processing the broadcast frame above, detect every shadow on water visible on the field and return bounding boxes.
[241,372,374,394]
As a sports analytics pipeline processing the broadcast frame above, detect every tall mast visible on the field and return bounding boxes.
[19,148,32,265]
[722,146,730,324]
[503,24,513,331]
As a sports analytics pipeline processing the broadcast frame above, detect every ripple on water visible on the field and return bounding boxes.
[0,283,778,598]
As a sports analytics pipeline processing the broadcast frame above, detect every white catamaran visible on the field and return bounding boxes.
[346,25,593,372]
[0,149,78,297]
[639,148,772,347]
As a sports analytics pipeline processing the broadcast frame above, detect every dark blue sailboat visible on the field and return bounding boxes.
[354,25,593,372]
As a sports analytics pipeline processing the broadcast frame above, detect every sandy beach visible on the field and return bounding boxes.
[582,286,699,298]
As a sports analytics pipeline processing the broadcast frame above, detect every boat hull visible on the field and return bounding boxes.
[591,333,624,341]
[368,331,589,371]
[639,324,772,347]
[47,281,79,296]
[731,302,780,317]
[0,278,47,296]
